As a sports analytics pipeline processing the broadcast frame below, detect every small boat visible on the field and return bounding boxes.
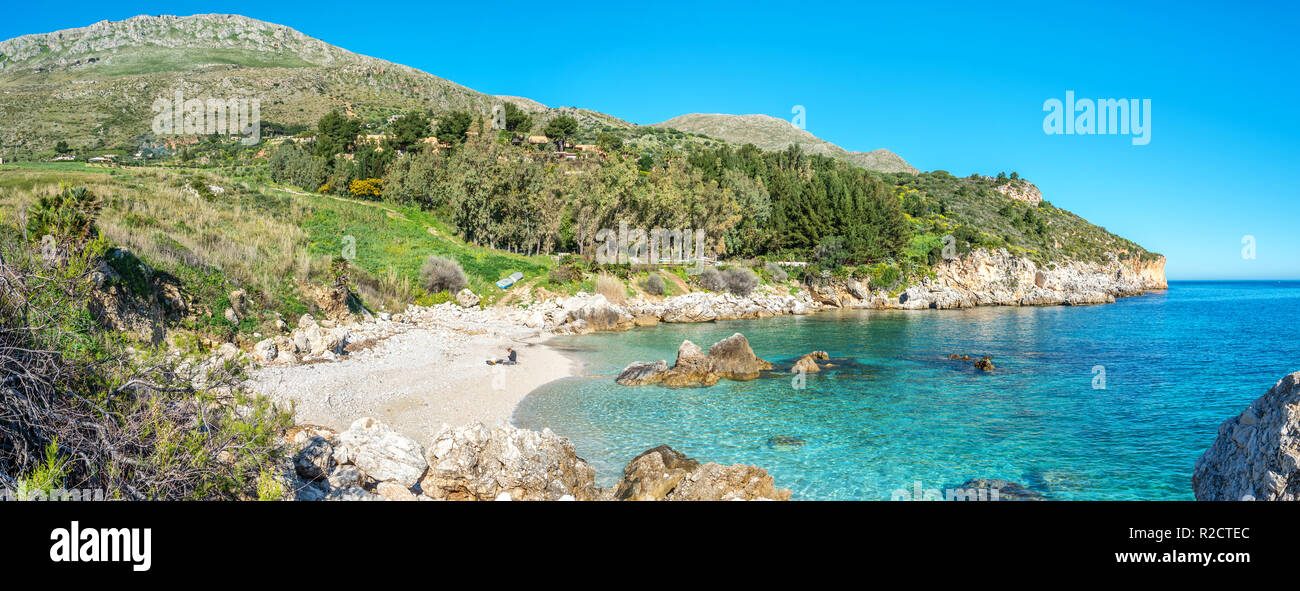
[496,271,524,290]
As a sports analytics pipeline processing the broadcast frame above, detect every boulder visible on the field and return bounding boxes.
[660,340,719,386]
[615,360,670,386]
[1193,371,1300,501]
[456,288,480,308]
[611,445,791,501]
[293,436,334,481]
[419,423,598,501]
[975,356,995,371]
[333,417,428,488]
[223,307,240,325]
[615,334,773,387]
[253,338,278,363]
[615,445,701,500]
[707,333,772,380]
[376,481,418,501]
[791,355,821,374]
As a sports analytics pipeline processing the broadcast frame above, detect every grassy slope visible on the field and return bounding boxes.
[0,162,551,340]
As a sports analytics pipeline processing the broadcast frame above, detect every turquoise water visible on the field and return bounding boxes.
[513,282,1300,500]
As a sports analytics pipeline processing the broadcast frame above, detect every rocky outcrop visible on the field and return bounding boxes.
[615,333,771,386]
[420,423,597,501]
[1193,371,1300,501]
[283,417,788,501]
[87,248,191,344]
[852,249,1167,310]
[333,417,427,488]
[992,180,1043,206]
[612,445,791,501]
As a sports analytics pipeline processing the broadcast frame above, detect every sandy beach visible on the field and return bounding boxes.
[249,324,578,440]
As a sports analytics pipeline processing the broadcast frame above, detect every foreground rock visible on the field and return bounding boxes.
[1193,371,1300,501]
[420,423,597,501]
[283,417,789,501]
[616,333,772,386]
[614,445,792,501]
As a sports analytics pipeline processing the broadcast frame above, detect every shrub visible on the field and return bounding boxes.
[763,261,788,283]
[641,273,666,295]
[420,255,468,294]
[25,185,101,241]
[349,178,383,198]
[595,272,625,304]
[697,267,725,292]
[548,264,584,284]
[723,267,759,296]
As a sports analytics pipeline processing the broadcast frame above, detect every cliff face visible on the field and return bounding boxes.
[817,248,1167,310]
[1193,371,1300,501]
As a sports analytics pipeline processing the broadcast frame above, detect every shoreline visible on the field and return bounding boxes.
[249,323,581,442]
[247,247,1168,441]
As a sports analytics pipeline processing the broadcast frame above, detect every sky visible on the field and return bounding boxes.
[5,1,1298,279]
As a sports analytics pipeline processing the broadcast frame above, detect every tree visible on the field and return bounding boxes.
[502,103,532,133]
[54,141,71,154]
[390,111,431,152]
[436,111,474,146]
[314,110,361,157]
[543,115,579,151]
[596,132,623,153]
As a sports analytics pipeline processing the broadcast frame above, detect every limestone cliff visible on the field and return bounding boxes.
[820,248,1167,310]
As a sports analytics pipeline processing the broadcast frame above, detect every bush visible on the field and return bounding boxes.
[763,261,788,283]
[595,272,625,304]
[548,263,584,284]
[641,273,666,295]
[420,255,468,294]
[723,267,759,296]
[697,267,725,292]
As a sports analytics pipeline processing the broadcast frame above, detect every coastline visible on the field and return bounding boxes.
[247,247,1168,441]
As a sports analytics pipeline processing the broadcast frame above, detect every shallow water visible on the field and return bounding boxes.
[513,281,1300,500]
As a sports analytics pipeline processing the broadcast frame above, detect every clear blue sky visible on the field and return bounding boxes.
[7,1,1298,279]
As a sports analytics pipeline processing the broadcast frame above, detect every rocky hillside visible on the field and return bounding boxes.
[0,14,554,152]
[653,113,918,173]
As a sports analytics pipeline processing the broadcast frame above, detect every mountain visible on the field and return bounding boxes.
[0,14,571,152]
[652,113,917,173]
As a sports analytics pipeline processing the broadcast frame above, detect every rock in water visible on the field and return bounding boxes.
[615,360,670,386]
[1193,371,1300,501]
[766,436,806,451]
[612,445,791,501]
[955,478,1045,501]
[708,333,773,380]
[975,356,995,371]
[791,350,829,374]
[419,423,598,501]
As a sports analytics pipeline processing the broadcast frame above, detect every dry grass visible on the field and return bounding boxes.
[595,272,625,304]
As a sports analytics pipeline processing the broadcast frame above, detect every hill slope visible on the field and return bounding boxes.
[0,14,574,152]
[653,113,917,173]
